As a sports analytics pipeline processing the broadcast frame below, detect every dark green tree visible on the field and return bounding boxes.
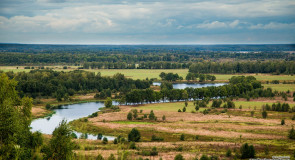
[45,120,74,160]
[128,128,141,142]
[104,97,112,108]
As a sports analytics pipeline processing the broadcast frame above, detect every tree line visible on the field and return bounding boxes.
[189,61,295,74]
[123,76,273,104]
[2,70,151,99]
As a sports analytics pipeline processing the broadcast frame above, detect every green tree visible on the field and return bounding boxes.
[128,128,141,142]
[180,134,185,141]
[281,119,285,125]
[289,126,295,139]
[200,155,209,160]
[240,143,255,159]
[162,115,166,121]
[262,110,267,118]
[96,154,104,160]
[226,149,232,157]
[182,106,186,112]
[104,97,112,108]
[45,120,74,160]
[127,112,133,120]
[149,110,156,120]
[174,154,185,160]
[102,137,108,144]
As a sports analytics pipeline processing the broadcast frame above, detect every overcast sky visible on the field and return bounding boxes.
[0,0,294,44]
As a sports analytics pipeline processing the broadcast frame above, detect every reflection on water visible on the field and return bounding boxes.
[31,102,118,140]
[153,82,227,89]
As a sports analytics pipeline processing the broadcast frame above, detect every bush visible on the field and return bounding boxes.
[182,107,186,112]
[63,66,68,69]
[129,142,136,149]
[151,135,164,141]
[180,134,185,141]
[70,133,77,139]
[262,110,267,118]
[162,115,166,121]
[102,137,108,144]
[288,126,295,139]
[113,138,118,144]
[128,128,141,142]
[149,110,156,120]
[96,154,104,160]
[150,147,158,156]
[104,97,112,108]
[200,155,209,160]
[127,112,133,120]
[251,111,255,117]
[226,149,232,157]
[97,133,103,140]
[240,143,255,159]
[174,154,185,160]
[281,119,285,125]
[178,109,182,112]
[45,103,52,110]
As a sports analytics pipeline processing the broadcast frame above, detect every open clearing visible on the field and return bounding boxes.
[68,97,295,159]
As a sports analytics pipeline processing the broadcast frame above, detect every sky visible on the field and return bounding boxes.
[0,0,294,44]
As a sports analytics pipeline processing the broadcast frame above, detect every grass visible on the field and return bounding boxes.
[137,101,201,112]
[233,100,295,110]
[1,66,294,82]
[263,84,295,92]
[110,121,155,125]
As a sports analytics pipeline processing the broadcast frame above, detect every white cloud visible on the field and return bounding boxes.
[196,20,240,29]
[249,22,295,29]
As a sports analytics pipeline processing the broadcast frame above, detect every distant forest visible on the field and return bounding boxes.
[1,44,295,74]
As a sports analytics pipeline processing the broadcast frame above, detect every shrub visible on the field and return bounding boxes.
[113,138,118,144]
[63,66,68,69]
[180,134,185,141]
[97,133,103,140]
[262,110,267,118]
[128,128,141,142]
[149,110,156,120]
[162,115,166,121]
[226,149,232,157]
[178,109,182,112]
[185,101,188,107]
[174,154,185,160]
[127,112,133,120]
[150,147,158,156]
[203,109,209,115]
[96,154,104,160]
[45,103,52,110]
[129,142,136,149]
[182,107,186,112]
[281,119,285,125]
[151,135,164,141]
[143,114,147,118]
[195,105,199,111]
[70,133,77,139]
[240,143,255,159]
[102,137,108,144]
[104,97,112,108]
[200,155,209,160]
[288,126,295,139]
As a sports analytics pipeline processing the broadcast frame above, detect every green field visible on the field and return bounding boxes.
[263,84,295,92]
[233,100,295,110]
[137,101,205,112]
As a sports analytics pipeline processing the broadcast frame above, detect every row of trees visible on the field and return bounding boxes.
[124,76,269,104]
[186,73,216,82]
[262,103,293,112]
[189,61,295,74]
[83,61,191,69]
[159,72,183,81]
[3,70,151,99]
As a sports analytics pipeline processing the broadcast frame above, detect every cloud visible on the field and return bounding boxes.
[249,22,295,29]
[0,0,294,43]
[196,20,240,29]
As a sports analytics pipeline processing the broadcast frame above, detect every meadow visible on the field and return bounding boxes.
[69,96,295,159]
[1,66,294,82]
